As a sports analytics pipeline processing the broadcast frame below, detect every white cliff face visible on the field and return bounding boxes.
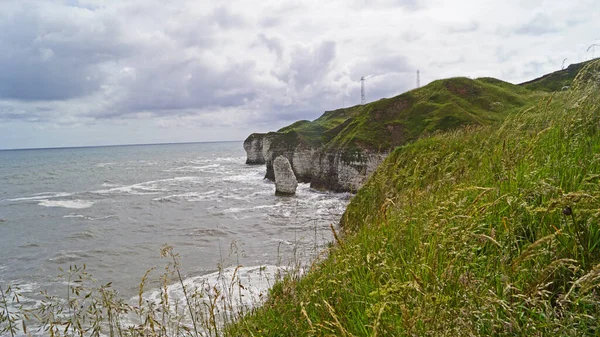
[244,134,266,164]
[262,136,273,164]
[310,151,388,193]
[291,146,318,182]
[335,152,387,192]
[245,133,388,193]
[244,133,276,165]
[273,156,298,196]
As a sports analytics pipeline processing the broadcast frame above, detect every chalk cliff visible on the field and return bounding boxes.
[245,76,533,192]
[243,133,276,165]
[273,156,298,196]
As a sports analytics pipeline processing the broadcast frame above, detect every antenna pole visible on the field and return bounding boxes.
[360,76,366,105]
[417,70,420,88]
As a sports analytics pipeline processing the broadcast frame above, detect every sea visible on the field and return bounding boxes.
[0,141,350,319]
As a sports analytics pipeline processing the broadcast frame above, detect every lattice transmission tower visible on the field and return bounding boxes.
[360,76,366,105]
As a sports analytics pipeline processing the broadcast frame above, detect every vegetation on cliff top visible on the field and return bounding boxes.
[227,61,600,335]
[520,58,598,92]
[3,61,598,337]
[273,60,597,152]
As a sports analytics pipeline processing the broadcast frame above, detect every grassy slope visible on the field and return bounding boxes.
[520,58,599,92]
[227,62,600,336]
[276,105,366,146]
[325,77,534,151]
[276,78,537,151]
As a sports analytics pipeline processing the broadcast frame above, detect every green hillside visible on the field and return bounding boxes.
[275,58,598,153]
[227,61,600,335]
[325,77,535,151]
[277,76,539,152]
[520,58,599,92]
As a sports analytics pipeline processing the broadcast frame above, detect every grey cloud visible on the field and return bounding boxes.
[359,73,415,103]
[210,6,246,29]
[95,58,259,119]
[285,41,337,90]
[260,16,281,28]
[429,55,466,68]
[447,21,479,34]
[0,0,253,116]
[515,13,558,35]
[400,31,422,43]
[254,33,284,60]
[0,5,133,101]
[349,0,421,11]
[496,47,518,63]
[350,54,413,80]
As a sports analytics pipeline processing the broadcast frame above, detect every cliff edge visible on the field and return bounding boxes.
[245,60,597,192]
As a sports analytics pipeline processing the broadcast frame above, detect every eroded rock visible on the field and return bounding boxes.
[273,156,298,196]
[244,133,275,165]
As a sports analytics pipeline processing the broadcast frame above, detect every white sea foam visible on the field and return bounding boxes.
[39,199,94,209]
[163,164,221,173]
[63,214,91,219]
[223,203,283,214]
[152,190,217,202]
[63,214,117,221]
[7,192,72,202]
[7,281,40,294]
[93,176,202,195]
[143,265,287,317]
[221,171,264,182]
[190,157,242,164]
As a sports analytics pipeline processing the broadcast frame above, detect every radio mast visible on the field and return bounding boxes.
[360,76,366,105]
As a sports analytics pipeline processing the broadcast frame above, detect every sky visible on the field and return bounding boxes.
[0,0,598,149]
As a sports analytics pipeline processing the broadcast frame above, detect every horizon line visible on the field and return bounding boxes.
[0,140,243,152]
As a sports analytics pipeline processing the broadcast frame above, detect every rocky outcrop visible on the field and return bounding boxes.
[243,133,275,165]
[264,132,318,183]
[273,156,298,196]
[244,66,552,193]
[310,150,387,193]
[244,130,386,192]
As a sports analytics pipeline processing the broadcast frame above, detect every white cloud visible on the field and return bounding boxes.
[0,0,598,149]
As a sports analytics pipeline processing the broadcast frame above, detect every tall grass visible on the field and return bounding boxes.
[2,61,598,337]
[0,240,306,337]
[226,60,600,336]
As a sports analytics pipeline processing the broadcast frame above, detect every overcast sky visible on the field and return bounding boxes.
[0,0,598,149]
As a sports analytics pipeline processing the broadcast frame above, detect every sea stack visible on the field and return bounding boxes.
[273,156,298,196]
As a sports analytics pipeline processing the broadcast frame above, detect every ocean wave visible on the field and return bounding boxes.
[18,242,41,248]
[38,199,94,209]
[63,214,118,221]
[152,190,217,202]
[222,172,265,182]
[163,164,221,173]
[66,231,96,240]
[63,214,92,219]
[6,192,72,202]
[223,203,283,214]
[190,157,243,164]
[93,176,202,195]
[142,265,288,316]
[187,227,229,237]
[48,250,92,264]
